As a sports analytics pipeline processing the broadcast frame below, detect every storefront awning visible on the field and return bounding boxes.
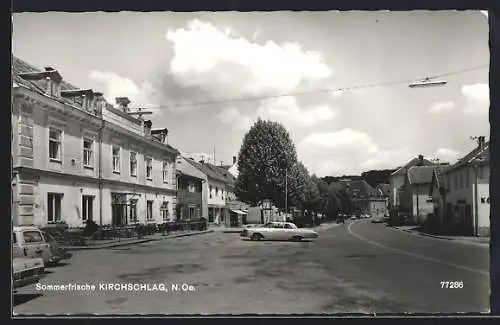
[231,209,247,215]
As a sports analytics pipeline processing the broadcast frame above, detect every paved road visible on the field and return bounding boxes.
[13,220,490,315]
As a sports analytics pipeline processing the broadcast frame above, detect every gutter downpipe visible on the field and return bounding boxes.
[474,165,479,237]
[98,119,105,225]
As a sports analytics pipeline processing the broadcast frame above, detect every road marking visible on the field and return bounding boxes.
[347,221,489,277]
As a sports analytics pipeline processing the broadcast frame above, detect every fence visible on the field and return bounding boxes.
[41,219,208,247]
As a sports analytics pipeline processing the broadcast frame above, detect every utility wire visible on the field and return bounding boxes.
[139,64,488,110]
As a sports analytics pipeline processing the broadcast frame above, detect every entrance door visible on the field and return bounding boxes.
[465,204,473,235]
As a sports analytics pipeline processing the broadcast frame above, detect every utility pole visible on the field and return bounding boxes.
[285,168,288,220]
[213,147,216,165]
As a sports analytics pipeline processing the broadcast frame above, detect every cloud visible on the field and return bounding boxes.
[165,19,333,99]
[297,129,416,176]
[256,97,338,127]
[89,70,162,115]
[428,101,455,114]
[330,89,344,98]
[461,83,489,115]
[434,148,460,164]
[217,96,338,131]
[216,107,254,131]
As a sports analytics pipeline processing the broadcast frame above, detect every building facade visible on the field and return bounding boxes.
[175,156,206,220]
[11,57,179,228]
[430,138,490,236]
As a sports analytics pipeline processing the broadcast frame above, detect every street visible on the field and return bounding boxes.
[13,221,490,315]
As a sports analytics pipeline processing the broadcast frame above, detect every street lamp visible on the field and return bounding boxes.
[408,78,447,88]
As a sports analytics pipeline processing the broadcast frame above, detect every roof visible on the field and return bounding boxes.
[391,157,435,176]
[343,179,381,199]
[444,142,489,174]
[184,158,228,183]
[407,165,448,185]
[176,157,207,181]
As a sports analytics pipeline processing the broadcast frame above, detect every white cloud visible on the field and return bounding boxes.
[297,129,415,176]
[434,148,460,164]
[165,19,333,98]
[89,70,162,115]
[257,97,338,127]
[217,96,338,131]
[461,83,489,115]
[428,101,455,114]
[330,89,344,98]
[216,107,254,131]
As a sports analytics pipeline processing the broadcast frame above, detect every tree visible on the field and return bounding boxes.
[235,119,299,209]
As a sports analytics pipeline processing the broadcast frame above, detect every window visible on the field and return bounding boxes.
[188,181,196,193]
[130,199,138,222]
[284,224,294,229]
[83,138,94,167]
[112,146,121,173]
[49,127,62,160]
[221,189,224,200]
[23,231,44,243]
[209,185,213,199]
[161,202,169,221]
[163,162,169,183]
[215,187,219,196]
[47,193,63,222]
[82,195,94,221]
[12,232,16,244]
[189,207,195,220]
[130,152,137,177]
[147,200,154,221]
[146,157,153,180]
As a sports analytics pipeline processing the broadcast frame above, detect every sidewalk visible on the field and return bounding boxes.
[62,229,214,251]
[392,225,490,247]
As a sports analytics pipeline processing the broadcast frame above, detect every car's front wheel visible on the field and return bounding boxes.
[292,236,303,242]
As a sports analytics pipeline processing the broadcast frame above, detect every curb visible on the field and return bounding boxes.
[394,227,489,246]
[63,229,214,251]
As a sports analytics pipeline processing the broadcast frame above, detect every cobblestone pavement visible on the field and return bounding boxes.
[13,222,489,315]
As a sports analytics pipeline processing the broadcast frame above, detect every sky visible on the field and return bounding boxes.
[12,10,490,177]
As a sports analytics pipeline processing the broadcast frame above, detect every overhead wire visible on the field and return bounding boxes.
[137,64,489,110]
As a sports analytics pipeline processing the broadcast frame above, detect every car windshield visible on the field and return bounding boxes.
[285,223,298,229]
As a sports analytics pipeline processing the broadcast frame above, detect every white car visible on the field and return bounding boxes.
[240,222,318,241]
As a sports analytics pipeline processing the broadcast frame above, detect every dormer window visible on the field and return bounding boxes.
[19,67,63,97]
[61,89,95,112]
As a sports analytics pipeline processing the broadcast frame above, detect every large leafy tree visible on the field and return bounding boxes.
[235,118,299,208]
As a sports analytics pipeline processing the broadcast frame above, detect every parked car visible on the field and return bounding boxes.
[13,226,73,266]
[241,222,318,241]
[12,238,45,291]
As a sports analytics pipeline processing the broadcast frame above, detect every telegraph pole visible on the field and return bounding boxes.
[285,168,288,220]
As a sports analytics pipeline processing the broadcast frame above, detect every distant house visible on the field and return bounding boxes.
[221,156,239,179]
[401,164,449,225]
[185,158,227,225]
[342,179,387,218]
[429,137,489,236]
[376,183,391,215]
[175,156,207,221]
[389,155,435,210]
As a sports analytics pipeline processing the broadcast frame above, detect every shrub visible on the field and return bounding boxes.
[83,220,99,236]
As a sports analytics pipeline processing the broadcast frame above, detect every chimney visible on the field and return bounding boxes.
[143,120,152,138]
[417,155,424,166]
[232,156,237,165]
[478,136,486,149]
[115,97,131,112]
[199,159,205,164]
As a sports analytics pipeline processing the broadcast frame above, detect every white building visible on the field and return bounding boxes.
[11,57,179,228]
[429,137,490,236]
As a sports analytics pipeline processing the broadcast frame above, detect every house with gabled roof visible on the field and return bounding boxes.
[430,137,490,236]
[340,179,388,218]
[389,155,435,209]
[401,164,448,225]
